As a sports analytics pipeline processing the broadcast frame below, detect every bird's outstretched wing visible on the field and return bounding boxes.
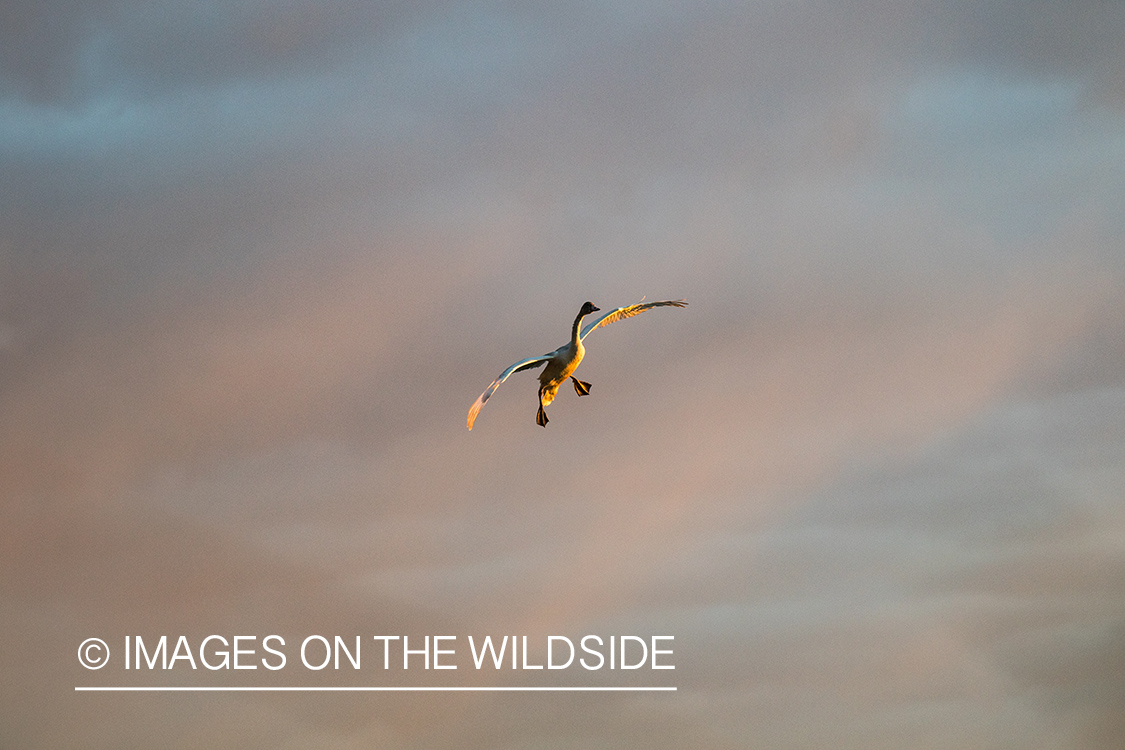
[580,298,688,341]
[467,355,550,430]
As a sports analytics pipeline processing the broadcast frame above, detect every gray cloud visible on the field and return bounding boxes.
[3,1,1124,748]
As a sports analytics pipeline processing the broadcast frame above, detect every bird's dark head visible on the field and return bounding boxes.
[580,301,600,316]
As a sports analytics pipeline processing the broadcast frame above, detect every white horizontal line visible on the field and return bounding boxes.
[76,686,676,692]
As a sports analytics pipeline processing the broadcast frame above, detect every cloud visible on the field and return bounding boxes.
[642,388,1125,749]
[3,1,1125,747]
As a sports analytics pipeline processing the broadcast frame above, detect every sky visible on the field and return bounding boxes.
[2,0,1124,747]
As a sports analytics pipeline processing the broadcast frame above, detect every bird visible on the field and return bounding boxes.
[467,298,688,429]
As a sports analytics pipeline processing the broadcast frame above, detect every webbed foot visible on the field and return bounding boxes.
[571,377,592,397]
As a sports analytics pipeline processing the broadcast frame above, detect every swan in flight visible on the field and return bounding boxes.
[467,298,688,429]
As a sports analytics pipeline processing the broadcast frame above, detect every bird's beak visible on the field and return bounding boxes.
[591,305,600,312]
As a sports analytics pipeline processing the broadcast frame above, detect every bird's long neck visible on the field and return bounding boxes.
[571,309,588,346]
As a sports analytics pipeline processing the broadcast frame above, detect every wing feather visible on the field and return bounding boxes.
[580,299,688,341]
[466,355,549,430]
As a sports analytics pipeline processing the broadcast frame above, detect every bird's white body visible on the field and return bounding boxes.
[537,309,588,408]
[467,298,687,429]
